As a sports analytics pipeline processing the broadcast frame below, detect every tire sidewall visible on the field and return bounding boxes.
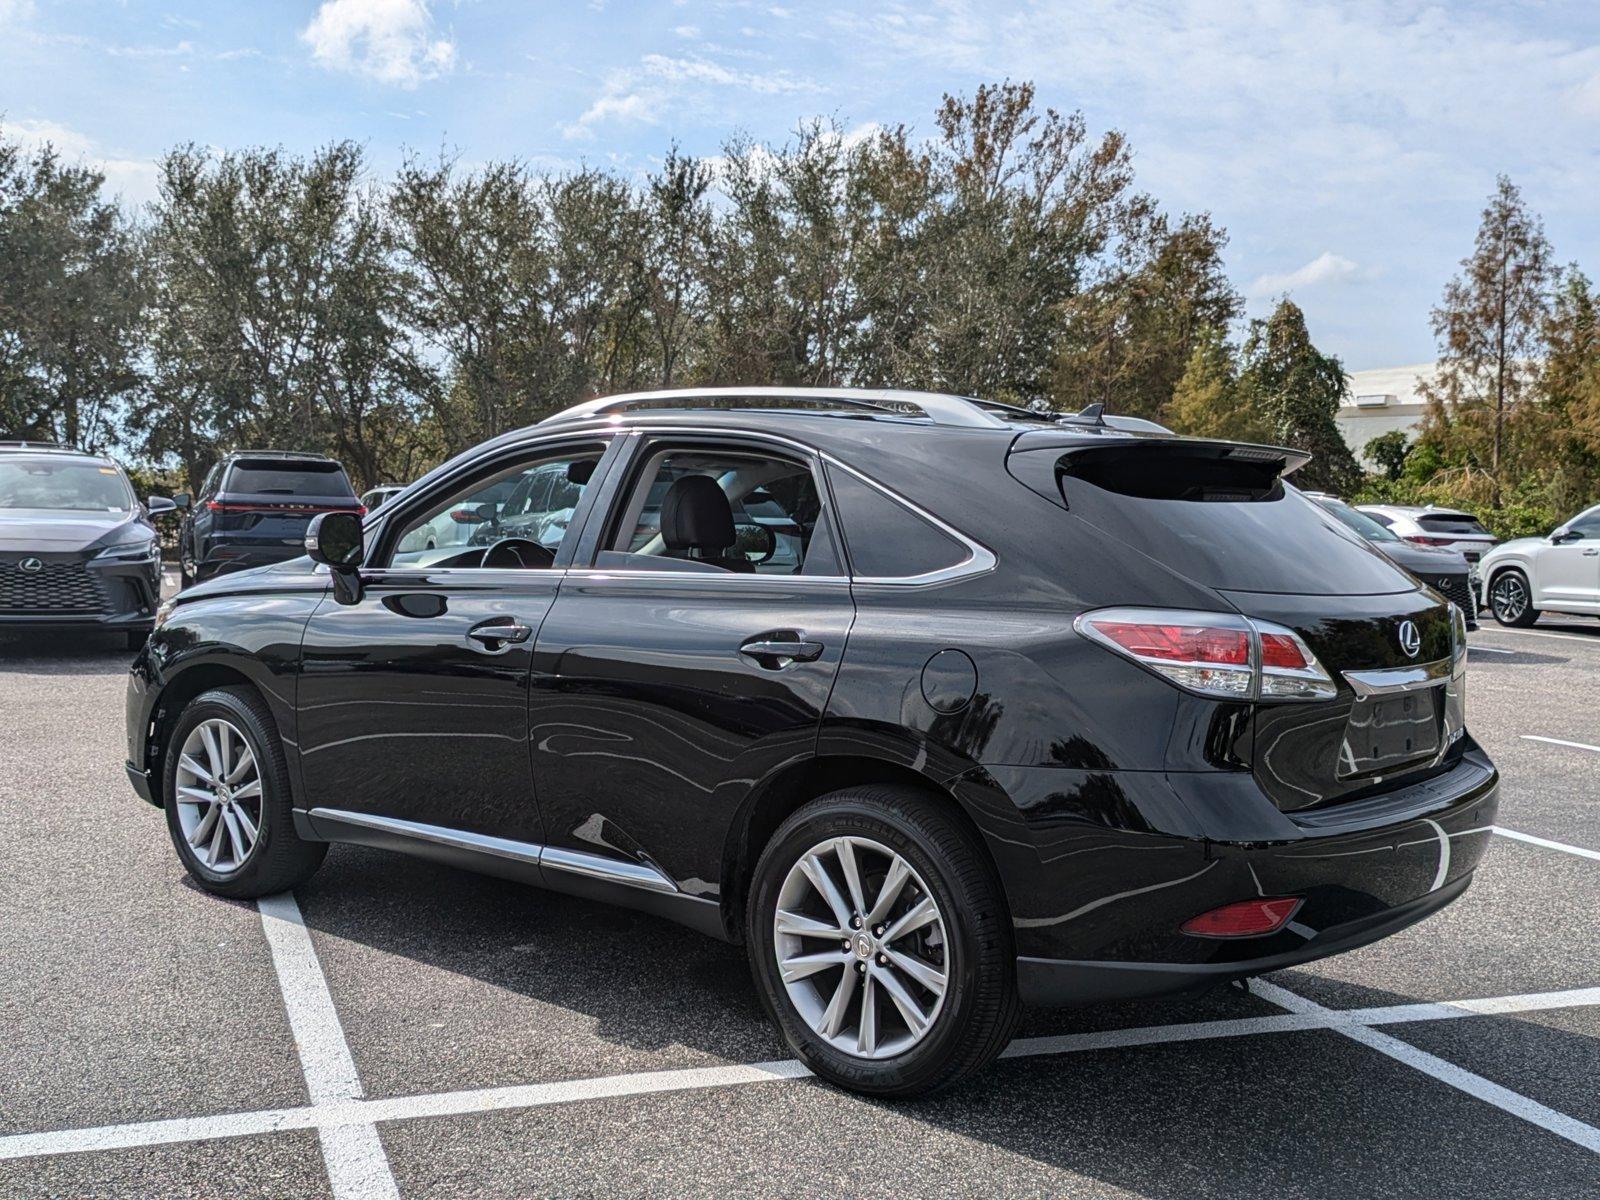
[748,799,994,1093]
[1490,569,1534,627]
[162,689,289,895]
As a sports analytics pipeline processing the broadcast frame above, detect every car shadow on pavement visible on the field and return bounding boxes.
[0,631,136,674]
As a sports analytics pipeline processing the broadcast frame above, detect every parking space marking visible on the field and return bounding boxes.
[1520,734,1600,755]
[258,892,399,1200]
[1253,980,1600,1155]
[5,983,1598,1165]
[1468,646,1517,655]
[1493,826,1600,863]
[1473,627,1600,647]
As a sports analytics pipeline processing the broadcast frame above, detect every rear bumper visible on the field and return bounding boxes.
[1018,871,1471,1005]
[966,745,1499,1005]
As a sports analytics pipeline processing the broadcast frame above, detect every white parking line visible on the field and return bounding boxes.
[1467,645,1516,655]
[1252,980,1600,1154]
[5,983,1599,1164]
[1494,826,1600,863]
[1520,734,1600,755]
[257,892,399,1200]
[1474,627,1600,647]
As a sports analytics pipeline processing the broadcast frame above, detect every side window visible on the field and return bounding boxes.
[200,464,221,499]
[1365,512,1394,528]
[598,445,832,576]
[385,446,604,569]
[1568,507,1600,538]
[825,466,969,579]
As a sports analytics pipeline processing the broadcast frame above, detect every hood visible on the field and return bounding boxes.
[1486,536,1544,558]
[178,555,324,603]
[0,508,140,554]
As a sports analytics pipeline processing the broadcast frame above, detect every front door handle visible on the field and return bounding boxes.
[467,620,533,651]
[1583,548,1598,557]
[739,636,824,667]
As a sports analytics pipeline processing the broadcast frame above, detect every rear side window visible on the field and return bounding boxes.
[226,460,353,497]
[1416,513,1490,536]
[825,466,968,579]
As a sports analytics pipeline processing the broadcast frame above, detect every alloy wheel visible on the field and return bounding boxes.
[773,836,949,1060]
[1491,574,1527,623]
[174,717,263,874]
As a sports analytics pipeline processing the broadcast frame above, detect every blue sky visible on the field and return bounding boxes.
[3,0,1598,370]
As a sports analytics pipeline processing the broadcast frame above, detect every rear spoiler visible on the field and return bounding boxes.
[1007,431,1311,509]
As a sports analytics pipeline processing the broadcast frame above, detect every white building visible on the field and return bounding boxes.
[1336,363,1440,463]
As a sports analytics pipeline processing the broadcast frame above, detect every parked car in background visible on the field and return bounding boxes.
[1309,495,1478,628]
[128,387,1494,1098]
[175,451,362,586]
[1478,503,1600,627]
[359,485,405,513]
[1354,504,1498,566]
[1,441,172,649]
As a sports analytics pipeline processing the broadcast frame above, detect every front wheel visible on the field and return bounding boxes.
[163,686,326,898]
[747,786,1018,1097]
[1489,569,1539,627]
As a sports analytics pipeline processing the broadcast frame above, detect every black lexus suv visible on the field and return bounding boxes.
[175,450,361,586]
[124,389,1497,1096]
[1,442,171,649]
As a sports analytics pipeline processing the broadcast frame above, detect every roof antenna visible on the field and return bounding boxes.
[1072,403,1107,427]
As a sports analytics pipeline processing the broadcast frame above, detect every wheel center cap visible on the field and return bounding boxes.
[217,784,232,803]
[853,932,874,959]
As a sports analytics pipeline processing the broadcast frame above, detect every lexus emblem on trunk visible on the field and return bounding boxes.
[1398,619,1421,658]
[18,557,43,574]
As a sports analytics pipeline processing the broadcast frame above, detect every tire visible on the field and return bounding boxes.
[178,537,197,589]
[162,686,326,898]
[746,785,1019,1098]
[1488,568,1539,627]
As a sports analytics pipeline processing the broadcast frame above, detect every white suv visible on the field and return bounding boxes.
[1478,504,1600,626]
[1354,504,1498,565]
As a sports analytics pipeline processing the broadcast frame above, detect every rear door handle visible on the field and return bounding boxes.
[467,620,533,651]
[739,637,824,667]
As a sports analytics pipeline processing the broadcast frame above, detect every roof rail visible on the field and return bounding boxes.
[541,387,1011,430]
[0,439,79,452]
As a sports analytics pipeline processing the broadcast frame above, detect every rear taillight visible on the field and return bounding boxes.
[1181,897,1302,938]
[1075,608,1337,702]
[1405,535,1454,547]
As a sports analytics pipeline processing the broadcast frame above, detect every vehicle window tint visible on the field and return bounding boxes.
[1566,506,1600,537]
[0,457,133,511]
[602,447,828,576]
[1363,511,1394,527]
[824,466,968,579]
[227,460,354,497]
[1314,497,1400,542]
[387,447,604,569]
[1416,513,1490,535]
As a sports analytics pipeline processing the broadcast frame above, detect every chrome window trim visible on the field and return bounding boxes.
[307,807,679,894]
[1341,658,1453,698]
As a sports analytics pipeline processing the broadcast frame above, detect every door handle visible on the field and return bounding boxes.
[1583,549,1598,557]
[739,636,824,667]
[467,620,533,651]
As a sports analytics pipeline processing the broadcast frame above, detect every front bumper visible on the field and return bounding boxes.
[963,744,1498,1006]
[0,553,161,633]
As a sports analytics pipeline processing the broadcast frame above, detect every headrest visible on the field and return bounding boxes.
[566,459,596,486]
[660,475,735,552]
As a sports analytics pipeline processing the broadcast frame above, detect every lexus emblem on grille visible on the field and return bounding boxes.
[1397,619,1421,658]
[18,557,43,574]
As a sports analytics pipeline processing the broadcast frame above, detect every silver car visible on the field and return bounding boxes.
[1478,503,1600,626]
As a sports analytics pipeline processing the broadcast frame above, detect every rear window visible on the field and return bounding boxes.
[225,459,353,497]
[1054,449,1413,596]
[1416,513,1490,536]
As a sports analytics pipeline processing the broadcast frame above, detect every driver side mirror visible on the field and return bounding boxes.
[147,495,177,516]
[1552,527,1583,543]
[305,511,365,604]
[170,492,192,511]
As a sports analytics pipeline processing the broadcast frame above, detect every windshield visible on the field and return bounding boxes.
[0,457,134,511]
[1314,497,1400,542]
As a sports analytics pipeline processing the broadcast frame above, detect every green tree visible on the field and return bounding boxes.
[1363,430,1412,481]
[0,130,144,448]
[1416,176,1553,505]
[1163,324,1271,442]
[1237,299,1360,493]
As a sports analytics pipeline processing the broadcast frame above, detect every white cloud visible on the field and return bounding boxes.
[0,0,35,22]
[4,118,161,206]
[300,0,456,88]
[1248,252,1360,299]
[565,53,819,138]
[106,40,195,59]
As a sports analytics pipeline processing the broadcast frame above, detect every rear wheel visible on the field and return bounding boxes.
[163,686,326,898]
[1489,568,1539,627]
[747,786,1018,1097]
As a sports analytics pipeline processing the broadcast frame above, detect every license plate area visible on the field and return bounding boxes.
[1338,686,1443,778]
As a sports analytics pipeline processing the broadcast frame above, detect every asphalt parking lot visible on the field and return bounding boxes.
[2,596,1598,1198]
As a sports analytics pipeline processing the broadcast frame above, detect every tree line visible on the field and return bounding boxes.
[5,82,1594,532]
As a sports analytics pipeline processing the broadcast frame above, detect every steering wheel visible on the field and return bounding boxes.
[481,537,555,570]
